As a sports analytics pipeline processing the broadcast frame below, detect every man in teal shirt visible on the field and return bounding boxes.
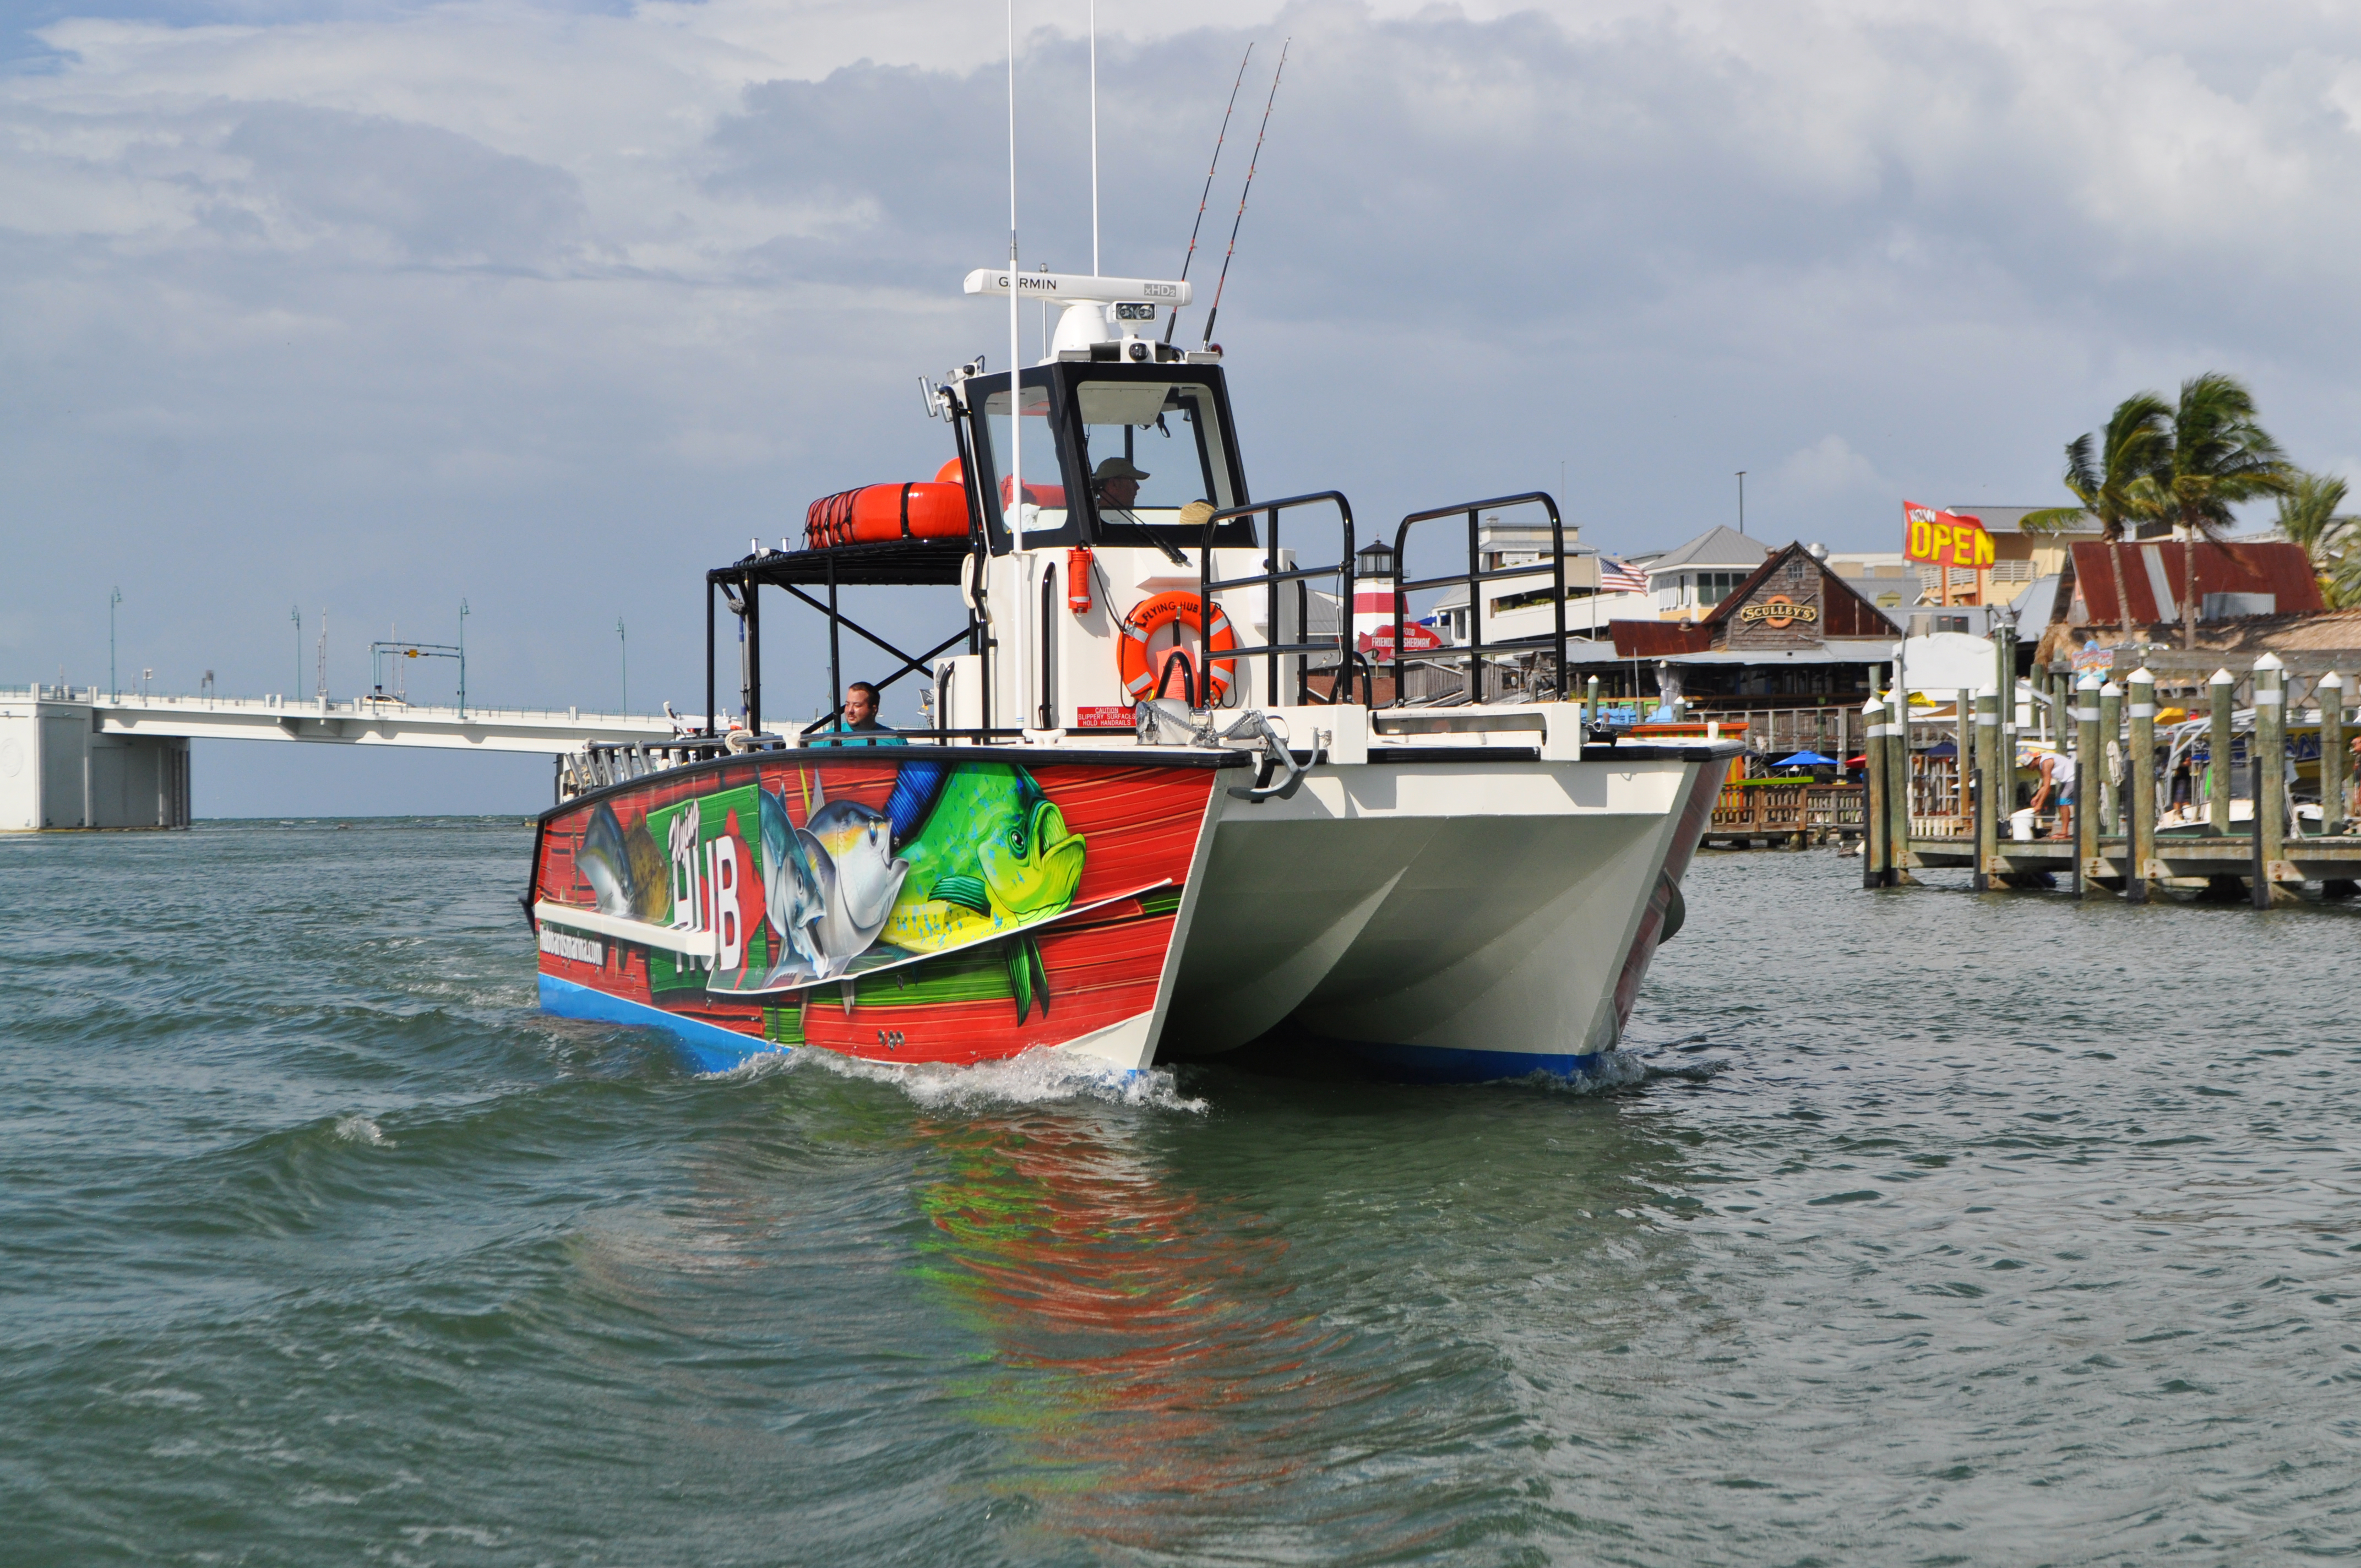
[810,682,902,747]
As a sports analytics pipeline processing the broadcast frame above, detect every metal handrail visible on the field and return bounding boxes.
[1197,491,1356,707]
[1391,492,1566,707]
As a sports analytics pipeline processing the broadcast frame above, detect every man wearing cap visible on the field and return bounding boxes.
[1091,456,1151,524]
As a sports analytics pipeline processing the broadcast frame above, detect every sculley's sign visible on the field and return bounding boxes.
[1722,555,1828,649]
[1737,594,1819,628]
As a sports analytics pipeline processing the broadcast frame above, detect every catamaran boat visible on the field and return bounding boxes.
[525,270,1736,1081]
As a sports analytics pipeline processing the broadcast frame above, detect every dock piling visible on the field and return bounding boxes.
[2207,667,2235,835]
[2255,653,2291,905]
[2320,669,2347,839]
[1863,696,1887,889]
[2126,667,2156,904]
[1973,687,1999,891]
[1886,682,1914,883]
[2098,680,2124,837]
[2075,673,2101,896]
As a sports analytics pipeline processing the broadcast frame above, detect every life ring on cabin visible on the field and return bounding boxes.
[1118,592,1237,704]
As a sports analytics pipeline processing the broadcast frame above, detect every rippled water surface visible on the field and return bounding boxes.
[6,819,2360,1566]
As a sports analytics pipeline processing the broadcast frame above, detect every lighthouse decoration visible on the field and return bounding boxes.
[1353,538,1439,661]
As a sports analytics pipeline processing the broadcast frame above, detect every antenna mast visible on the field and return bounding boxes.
[1089,0,1099,278]
[1201,39,1287,350]
[1005,0,1021,537]
[1163,43,1253,346]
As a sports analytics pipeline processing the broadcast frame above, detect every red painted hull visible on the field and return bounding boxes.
[531,752,1219,1068]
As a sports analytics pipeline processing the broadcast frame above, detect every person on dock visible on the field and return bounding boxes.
[2034,748,2074,840]
[810,682,901,747]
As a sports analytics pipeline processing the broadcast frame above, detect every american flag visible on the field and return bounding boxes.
[1599,557,1650,594]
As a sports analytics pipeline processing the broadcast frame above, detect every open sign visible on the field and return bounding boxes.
[1903,502,1994,570]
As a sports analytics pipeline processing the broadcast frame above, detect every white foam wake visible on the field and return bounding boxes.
[331,1114,393,1146]
[705,1044,1207,1114]
[1524,1049,1651,1093]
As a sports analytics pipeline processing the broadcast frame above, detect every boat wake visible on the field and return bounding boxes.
[1518,1049,1651,1093]
[331,1114,394,1147]
[700,1044,1209,1114]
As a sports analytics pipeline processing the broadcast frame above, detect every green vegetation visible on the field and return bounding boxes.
[2275,472,2361,609]
[2026,373,2318,643]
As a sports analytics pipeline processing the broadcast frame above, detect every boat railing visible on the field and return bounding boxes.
[1198,491,1358,707]
[562,726,1056,797]
[1390,493,1569,707]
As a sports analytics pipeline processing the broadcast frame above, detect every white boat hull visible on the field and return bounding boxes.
[1157,746,1729,1080]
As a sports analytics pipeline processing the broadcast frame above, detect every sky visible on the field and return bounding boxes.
[7,0,2361,815]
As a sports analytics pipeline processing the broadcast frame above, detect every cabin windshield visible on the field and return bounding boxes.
[973,366,1249,551]
[1071,379,1238,542]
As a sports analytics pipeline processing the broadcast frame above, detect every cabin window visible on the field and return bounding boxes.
[1072,379,1239,542]
[980,380,1069,539]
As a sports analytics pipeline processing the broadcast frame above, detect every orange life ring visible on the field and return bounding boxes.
[1118,592,1237,704]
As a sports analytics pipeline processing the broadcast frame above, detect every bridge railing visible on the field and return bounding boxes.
[3,684,674,728]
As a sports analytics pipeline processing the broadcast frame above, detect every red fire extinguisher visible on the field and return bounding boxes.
[1067,547,1094,614]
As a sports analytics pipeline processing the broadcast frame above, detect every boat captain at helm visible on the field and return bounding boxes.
[1091,456,1151,524]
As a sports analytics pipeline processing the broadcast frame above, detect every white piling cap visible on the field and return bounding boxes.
[2076,671,2103,690]
[2254,651,2284,671]
[1978,684,1998,699]
[2322,669,2347,689]
[2129,666,2155,685]
[2100,680,2123,695]
[2210,667,2237,685]
[1862,696,1883,715]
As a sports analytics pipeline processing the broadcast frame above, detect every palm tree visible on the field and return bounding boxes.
[2157,373,2295,646]
[2276,471,2360,607]
[2330,545,2361,610]
[2023,392,2172,637]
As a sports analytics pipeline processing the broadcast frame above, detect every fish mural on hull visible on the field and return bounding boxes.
[738,760,1088,1014]
[537,754,1216,1063]
[578,802,669,921]
[884,762,1087,952]
[757,775,911,985]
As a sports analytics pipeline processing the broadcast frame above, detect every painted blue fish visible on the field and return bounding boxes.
[758,787,830,982]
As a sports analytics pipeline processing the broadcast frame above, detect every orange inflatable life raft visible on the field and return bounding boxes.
[804,481,970,548]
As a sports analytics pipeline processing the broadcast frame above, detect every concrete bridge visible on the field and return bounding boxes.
[1,684,679,831]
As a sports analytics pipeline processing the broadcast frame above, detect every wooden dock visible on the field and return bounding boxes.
[1862,653,2361,906]
[1707,777,1863,849]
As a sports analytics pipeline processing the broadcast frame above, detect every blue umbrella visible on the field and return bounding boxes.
[1775,750,1836,767]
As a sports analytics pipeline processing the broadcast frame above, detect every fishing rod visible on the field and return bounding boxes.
[1162,42,1253,347]
[1200,38,1287,350]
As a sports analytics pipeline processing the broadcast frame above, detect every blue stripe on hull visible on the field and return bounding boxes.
[538,975,780,1075]
[1339,1039,1613,1085]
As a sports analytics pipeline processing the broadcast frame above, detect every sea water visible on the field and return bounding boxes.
[4,819,2358,1565]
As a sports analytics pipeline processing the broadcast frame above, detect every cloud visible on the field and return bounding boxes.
[1776,436,1885,502]
[222,104,586,266]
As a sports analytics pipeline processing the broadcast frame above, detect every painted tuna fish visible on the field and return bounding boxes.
[806,792,910,959]
[755,775,910,984]
[883,763,1085,952]
[578,802,668,921]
